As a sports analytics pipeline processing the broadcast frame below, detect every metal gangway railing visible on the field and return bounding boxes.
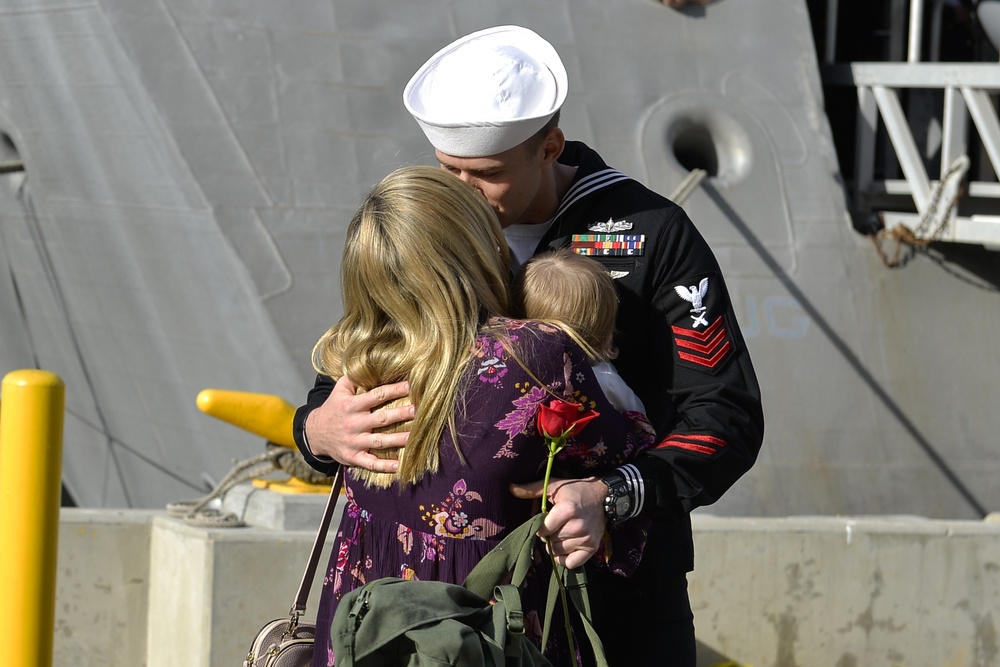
[820,0,1000,248]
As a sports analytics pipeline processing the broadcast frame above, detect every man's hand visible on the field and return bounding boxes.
[304,375,412,472]
[509,476,607,569]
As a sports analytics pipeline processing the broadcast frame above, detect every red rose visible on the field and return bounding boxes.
[537,399,600,440]
[535,397,601,653]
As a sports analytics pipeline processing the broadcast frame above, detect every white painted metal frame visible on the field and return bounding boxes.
[851,64,1000,245]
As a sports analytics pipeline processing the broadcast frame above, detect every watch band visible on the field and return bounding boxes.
[601,471,634,526]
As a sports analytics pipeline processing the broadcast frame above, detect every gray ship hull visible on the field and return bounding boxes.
[1,0,997,518]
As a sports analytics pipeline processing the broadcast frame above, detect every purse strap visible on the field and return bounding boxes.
[290,465,344,619]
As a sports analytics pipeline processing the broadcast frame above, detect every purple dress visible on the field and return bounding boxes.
[313,318,655,666]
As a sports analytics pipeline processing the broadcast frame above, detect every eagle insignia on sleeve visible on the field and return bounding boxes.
[671,276,733,372]
[674,278,709,328]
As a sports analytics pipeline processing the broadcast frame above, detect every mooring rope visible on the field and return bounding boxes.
[871,155,969,267]
[166,444,330,527]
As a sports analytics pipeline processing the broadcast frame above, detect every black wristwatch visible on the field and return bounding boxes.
[601,471,633,526]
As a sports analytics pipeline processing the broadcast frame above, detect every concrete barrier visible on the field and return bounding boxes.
[145,514,335,667]
[689,514,1000,667]
[54,510,156,667]
[53,501,1000,666]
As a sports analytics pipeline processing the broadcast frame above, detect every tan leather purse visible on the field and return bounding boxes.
[243,466,343,666]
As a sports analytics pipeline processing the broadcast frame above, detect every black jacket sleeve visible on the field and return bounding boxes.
[292,374,340,476]
[635,205,764,516]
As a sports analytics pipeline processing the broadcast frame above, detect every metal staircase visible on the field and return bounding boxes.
[820,0,1000,247]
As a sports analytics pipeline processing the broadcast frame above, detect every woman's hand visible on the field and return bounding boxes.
[509,476,607,569]
[304,375,412,472]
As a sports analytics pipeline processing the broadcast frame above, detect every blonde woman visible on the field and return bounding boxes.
[302,166,654,666]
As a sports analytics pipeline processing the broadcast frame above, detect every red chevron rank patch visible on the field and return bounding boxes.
[671,315,732,370]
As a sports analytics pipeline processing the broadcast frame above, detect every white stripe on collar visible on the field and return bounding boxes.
[552,167,631,221]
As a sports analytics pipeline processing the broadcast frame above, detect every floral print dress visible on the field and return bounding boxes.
[313,318,655,666]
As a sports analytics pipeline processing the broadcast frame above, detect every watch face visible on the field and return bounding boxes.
[604,475,632,523]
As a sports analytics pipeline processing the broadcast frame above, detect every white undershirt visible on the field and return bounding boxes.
[591,361,646,414]
[504,220,555,273]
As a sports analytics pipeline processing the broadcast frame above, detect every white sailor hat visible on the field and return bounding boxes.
[403,25,568,158]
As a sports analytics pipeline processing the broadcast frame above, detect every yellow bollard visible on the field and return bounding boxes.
[196,388,297,448]
[196,389,333,494]
[0,369,65,667]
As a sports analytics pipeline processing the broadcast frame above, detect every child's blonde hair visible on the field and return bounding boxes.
[513,248,619,362]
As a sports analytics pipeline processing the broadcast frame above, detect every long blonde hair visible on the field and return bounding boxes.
[312,166,511,486]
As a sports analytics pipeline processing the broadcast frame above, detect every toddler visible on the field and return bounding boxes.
[513,248,645,414]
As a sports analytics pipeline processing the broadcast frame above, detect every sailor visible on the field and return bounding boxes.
[294,25,764,666]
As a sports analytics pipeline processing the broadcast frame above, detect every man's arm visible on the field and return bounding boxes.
[292,374,412,474]
[509,457,682,569]
[637,204,765,515]
[510,203,763,560]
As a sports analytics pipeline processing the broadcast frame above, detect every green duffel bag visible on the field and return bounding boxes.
[330,513,607,667]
